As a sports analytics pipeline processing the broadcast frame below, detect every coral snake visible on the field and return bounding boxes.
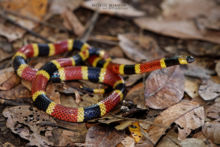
[12,39,194,122]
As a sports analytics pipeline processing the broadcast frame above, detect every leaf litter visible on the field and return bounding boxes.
[0,0,219,146]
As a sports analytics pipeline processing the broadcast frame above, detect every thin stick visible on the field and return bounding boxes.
[80,10,99,42]
[0,11,52,43]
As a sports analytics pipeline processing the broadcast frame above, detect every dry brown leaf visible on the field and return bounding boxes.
[0,84,31,99]
[85,125,126,147]
[46,84,61,104]
[161,0,218,20]
[82,0,145,17]
[183,64,214,79]
[3,105,87,146]
[145,66,184,109]
[46,0,82,18]
[0,67,14,85]
[135,0,220,44]
[126,82,146,109]
[184,77,200,99]
[0,0,48,41]
[146,100,200,144]
[1,0,48,19]
[0,74,20,90]
[118,34,164,62]
[199,79,220,101]
[120,136,135,147]
[216,61,220,77]
[62,9,85,36]
[206,99,220,119]
[0,49,12,62]
[3,105,56,146]
[180,138,207,147]
[202,121,220,144]
[175,106,205,140]
[135,18,220,44]
[186,41,220,57]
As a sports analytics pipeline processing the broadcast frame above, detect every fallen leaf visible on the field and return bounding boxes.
[82,0,145,17]
[108,46,124,58]
[46,84,61,104]
[120,136,135,147]
[1,0,48,19]
[134,18,220,44]
[175,106,205,140]
[0,84,31,99]
[206,98,220,119]
[0,67,14,85]
[118,34,164,62]
[199,79,220,101]
[62,9,85,36]
[145,66,184,109]
[216,61,220,77]
[128,122,143,143]
[183,64,214,79]
[135,0,220,44]
[115,120,133,131]
[3,105,56,146]
[0,49,12,62]
[202,121,220,144]
[180,138,207,147]
[161,0,218,20]
[184,77,200,99]
[187,41,220,57]
[126,82,146,109]
[146,100,200,144]
[85,125,126,147]
[0,74,20,90]
[0,0,48,41]
[46,0,82,18]
[3,105,87,146]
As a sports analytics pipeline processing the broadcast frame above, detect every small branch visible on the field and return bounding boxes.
[0,10,52,43]
[80,10,99,42]
[0,97,23,106]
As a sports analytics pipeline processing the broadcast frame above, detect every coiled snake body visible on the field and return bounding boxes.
[13,39,194,122]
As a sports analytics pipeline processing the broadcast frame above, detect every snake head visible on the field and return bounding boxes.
[178,55,195,64]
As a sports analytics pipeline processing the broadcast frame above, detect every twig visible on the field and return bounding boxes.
[107,113,169,128]
[79,10,99,42]
[0,10,52,43]
[3,9,68,32]
[0,97,23,106]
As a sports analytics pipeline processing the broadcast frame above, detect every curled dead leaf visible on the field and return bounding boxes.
[145,66,184,109]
